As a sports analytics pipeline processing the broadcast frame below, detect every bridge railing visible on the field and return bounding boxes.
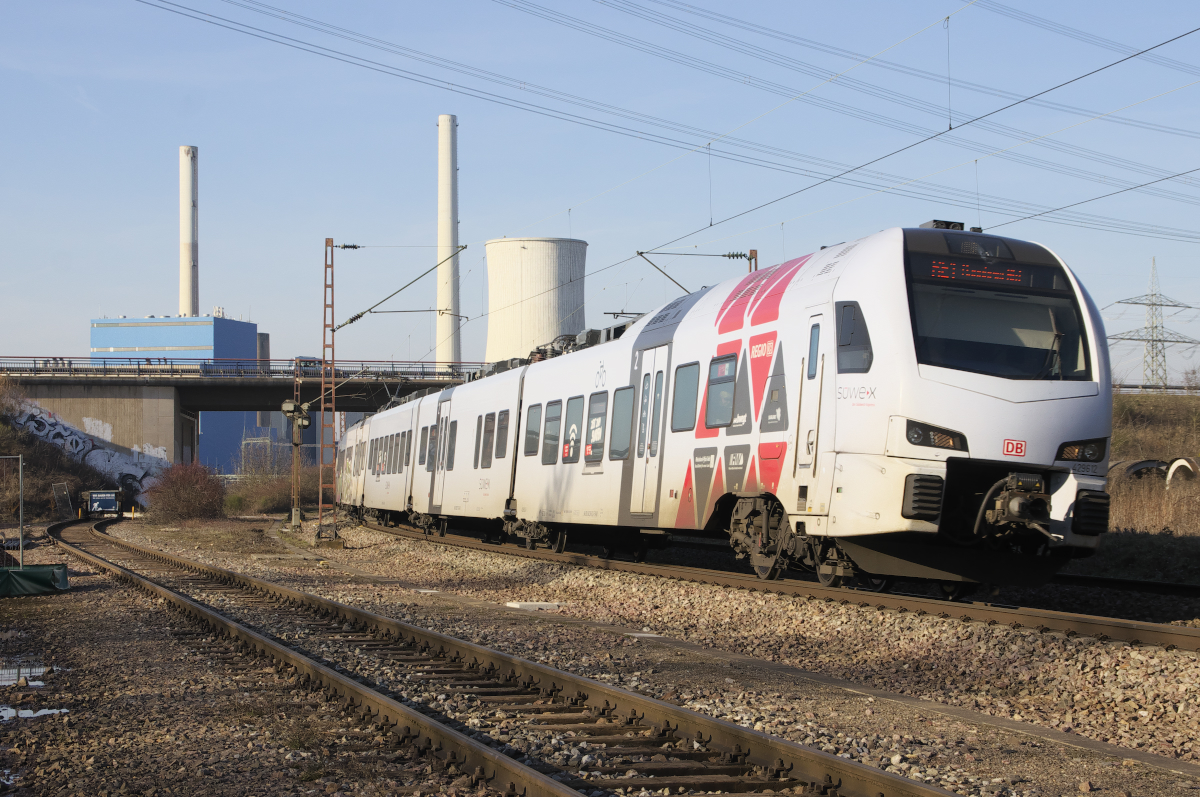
[0,357,484,381]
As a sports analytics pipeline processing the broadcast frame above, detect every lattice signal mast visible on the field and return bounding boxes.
[317,239,339,540]
[1108,258,1199,391]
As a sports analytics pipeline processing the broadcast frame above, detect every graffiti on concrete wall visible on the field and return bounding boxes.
[8,402,166,505]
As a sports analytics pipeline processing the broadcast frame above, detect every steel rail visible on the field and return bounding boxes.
[53,520,579,797]
[57,521,953,797]
[366,522,1200,652]
[1050,572,1200,597]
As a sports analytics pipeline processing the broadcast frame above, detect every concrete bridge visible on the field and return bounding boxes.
[3,357,480,467]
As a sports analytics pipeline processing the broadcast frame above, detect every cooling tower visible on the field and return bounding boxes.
[484,238,587,363]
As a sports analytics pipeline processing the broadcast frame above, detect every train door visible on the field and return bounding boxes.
[794,315,831,514]
[630,344,669,515]
[432,398,452,511]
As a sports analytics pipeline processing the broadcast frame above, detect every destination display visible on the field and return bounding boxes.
[908,254,1069,292]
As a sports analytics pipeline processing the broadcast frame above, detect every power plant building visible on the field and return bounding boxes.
[484,237,587,363]
[88,315,261,473]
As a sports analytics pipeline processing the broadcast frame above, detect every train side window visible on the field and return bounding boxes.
[370,439,379,475]
[585,391,608,463]
[542,400,562,465]
[419,427,429,466]
[426,423,438,472]
[835,301,873,374]
[524,404,542,456]
[807,324,820,379]
[391,434,400,474]
[609,386,634,460]
[403,431,411,469]
[398,431,406,473]
[481,413,496,469]
[704,354,737,428]
[473,415,483,469]
[649,371,665,457]
[495,410,510,459]
[671,362,700,432]
[384,434,393,474]
[446,421,458,470]
[562,396,584,463]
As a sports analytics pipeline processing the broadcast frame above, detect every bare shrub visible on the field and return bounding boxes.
[143,462,225,523]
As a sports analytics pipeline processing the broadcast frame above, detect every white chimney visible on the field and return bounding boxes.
[436,115,461,364]
[179,145,199,317]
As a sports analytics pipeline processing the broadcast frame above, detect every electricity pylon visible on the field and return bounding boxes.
[1108,258,1199,391]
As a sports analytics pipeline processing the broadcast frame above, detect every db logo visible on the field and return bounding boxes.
[1003,439,1027,457]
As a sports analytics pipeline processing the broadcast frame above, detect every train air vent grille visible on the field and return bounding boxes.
[902,474,944,521]
[1072,490,1110,536]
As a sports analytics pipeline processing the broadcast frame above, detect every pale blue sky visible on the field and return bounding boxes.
[4,0,1200,380]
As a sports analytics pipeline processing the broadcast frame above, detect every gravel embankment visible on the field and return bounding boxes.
[102,519,1200,796]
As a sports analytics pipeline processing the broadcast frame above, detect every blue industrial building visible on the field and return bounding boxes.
[89,315,269,473]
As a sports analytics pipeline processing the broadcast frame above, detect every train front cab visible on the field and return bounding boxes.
[824,227,1111,587]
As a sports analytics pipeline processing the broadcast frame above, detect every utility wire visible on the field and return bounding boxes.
[971,0,1200,78]
[548,0,1200,198]
[141,0,1200,245]
[336,246,465,331]
[642,23,1200,253]
[634,0,1200,142]
[987,167,1200,233]
[154,0,1200,233]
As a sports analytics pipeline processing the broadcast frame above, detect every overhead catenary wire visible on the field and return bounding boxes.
[985,166,1200,233]
[627,0,1200,143]
[641,22,1200,254]
[686,78,1200,247]
[335,246,466,331]
[515,0,1200,200]
[141,0,1200,244]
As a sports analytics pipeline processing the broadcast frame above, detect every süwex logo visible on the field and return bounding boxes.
[837,386,876,401]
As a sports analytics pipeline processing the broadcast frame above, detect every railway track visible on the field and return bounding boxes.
[364,521,1200,652]
[53,519,952,797]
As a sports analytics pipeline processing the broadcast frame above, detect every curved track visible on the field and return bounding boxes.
[53,519,951,797]
[364,521,1200,652]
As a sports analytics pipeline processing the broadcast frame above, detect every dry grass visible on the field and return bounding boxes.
[224,467,321,515]
[1111,392,1200,461]
[1064,393,1200,584]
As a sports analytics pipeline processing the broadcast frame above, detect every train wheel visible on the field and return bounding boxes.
[632,539,648,563]
[438,519,447,538]
[525,535,537,551]
[816,567,843,588]
[600,545,614,560]
[813,539,843,588]
[856,573,894,593]
[938,581,976,601]
[550,530,568,554]
[746,498,789,580]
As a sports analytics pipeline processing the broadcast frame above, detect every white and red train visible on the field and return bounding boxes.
[336,224,1112,591]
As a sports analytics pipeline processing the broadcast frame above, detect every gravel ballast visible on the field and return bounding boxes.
[101,518,1200,796]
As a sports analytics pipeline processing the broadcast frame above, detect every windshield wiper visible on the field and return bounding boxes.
[1035,307,1064,380]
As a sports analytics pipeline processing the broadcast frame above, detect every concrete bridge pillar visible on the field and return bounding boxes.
[21,385,192,468]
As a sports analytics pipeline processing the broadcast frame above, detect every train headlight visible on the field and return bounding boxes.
[1056,438,1107,462]
[905,420,968,452]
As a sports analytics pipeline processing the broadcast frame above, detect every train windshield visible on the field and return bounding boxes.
[906,252,1091,381]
